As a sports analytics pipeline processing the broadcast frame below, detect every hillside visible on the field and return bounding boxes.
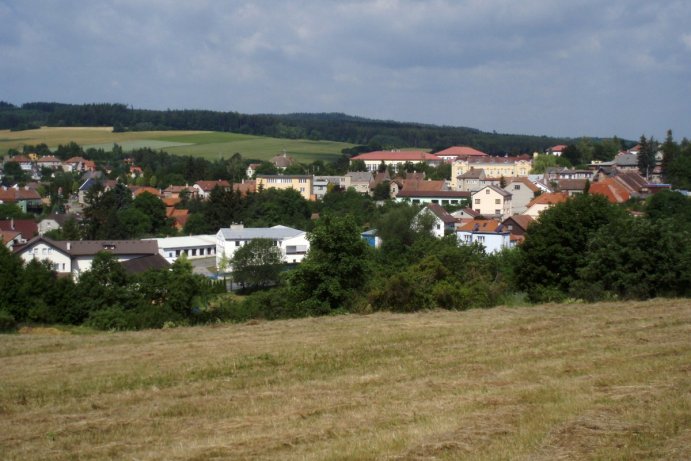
[0,102,572,154]
[0,126,353,162]
[1,299,689,460]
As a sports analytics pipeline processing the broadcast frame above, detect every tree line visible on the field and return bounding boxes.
[0,101,572,153]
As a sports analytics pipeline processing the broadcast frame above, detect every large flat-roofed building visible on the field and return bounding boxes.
[349,150,442,172]
[216,224,309,269]
[146,235,217,263]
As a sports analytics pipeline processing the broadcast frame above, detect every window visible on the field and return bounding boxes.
[486,189,490,194]
[474,198,480,204]
[235,241,240,247]
[514,184,521,190]
[495,199,500,204]
[42,248,47,255]
[477,236,485,242]
[495,209,500,215]
[191,249,197,256]
[436,224,441,230]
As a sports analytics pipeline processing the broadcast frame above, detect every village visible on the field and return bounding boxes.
[0,141,677,281]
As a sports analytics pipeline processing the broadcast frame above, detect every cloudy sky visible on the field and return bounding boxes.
[1,0,689,140]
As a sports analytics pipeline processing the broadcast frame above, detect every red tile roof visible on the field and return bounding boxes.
[468,155,532,165]
[195,180,231,191]
[435,146,488,158]
[397,190,470,198]
[457,219,502,233]
[351,150,441,162]
[527,192,569,207]
[0,219,38,238]
[589,179,630,203]
[400,179,445,192]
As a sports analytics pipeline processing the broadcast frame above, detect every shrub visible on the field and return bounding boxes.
[0,310,17,332]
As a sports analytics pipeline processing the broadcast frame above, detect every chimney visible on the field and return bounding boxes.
[10,218,14,230]
[66,242,71,251]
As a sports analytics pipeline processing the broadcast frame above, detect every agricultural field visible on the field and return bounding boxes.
[0,127,354,163]
[1,299,689,460]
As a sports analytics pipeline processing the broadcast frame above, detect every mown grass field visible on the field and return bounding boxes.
[1,299,689,460]
[0,127,353,163]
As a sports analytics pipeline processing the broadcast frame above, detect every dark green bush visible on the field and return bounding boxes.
[0,310,17,332]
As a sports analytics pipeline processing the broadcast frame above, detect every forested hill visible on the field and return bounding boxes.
[0,101,569,154]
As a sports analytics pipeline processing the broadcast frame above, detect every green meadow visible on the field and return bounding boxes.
[0,127,353,163]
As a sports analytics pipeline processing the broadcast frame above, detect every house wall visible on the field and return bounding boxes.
[216,230,310,270]
[471,188,512,218]
[456,231,512,254]
[503,182,535,215]
[19,242,71,273]
[256,176,313,200]
[451,159,531,189]
[38,219,60,236]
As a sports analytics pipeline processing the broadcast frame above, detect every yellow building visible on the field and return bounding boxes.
[256,175,313,200]
[451,155,532,190]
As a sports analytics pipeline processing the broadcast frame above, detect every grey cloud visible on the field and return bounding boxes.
[1,0,689,139]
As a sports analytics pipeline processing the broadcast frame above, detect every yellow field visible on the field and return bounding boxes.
[0,126,205,150]
[1,299,689,460]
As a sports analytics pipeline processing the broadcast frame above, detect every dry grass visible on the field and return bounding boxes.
[0,299,689,460]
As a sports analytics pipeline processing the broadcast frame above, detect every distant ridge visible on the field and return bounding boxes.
[0,101,573,154]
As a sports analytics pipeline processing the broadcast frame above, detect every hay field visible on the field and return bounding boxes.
[0,127,352,163]
[1,299,689,460]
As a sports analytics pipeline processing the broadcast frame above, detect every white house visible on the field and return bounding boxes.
[456,220,512,254]
[146,234,217,263]
[16,236,161,278]
[414,204,457,238]
[216,224,309,270]
[470,185,512,219]
[503,178,540,215]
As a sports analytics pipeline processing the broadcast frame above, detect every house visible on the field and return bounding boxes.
[503,177,540,214]
[451,207,481,220]
[255,175,313,200]
[216,224,309,269]
[613,152,639,173]
[544,167,594,181]
[470,185,512,219]
[0,186,42,213]
[78,178,118,204]
[6,155,33,171]
[415,204,457,238]
[193,180,231,200]
[129,186,162,198]
[345,171,373,194]
[38,214,79,236]
[246,163,261,179]
[162,184,196,199]
[349,150,442,172]
[361,229,382,248]
[1,229,22,250]
[166,207,190,230]
[312,175,351,200]
[392,177,447,199]
[233,180,256,196]
[457,168,492,192]
[524,192,569,218]
[395,189,470,207]
[271,151,295,171]
[36,155,63,170]
[145,235,217,263]
[555,179,589,196]
[546,145,567,156]
[434,146,488,162]
[456,219,512,254]
[63,156,95,173]
[501,215,534,244]
[15,236,160,278]
[589,178,631,203]
[0,219,38,242]
[451,155,532,189]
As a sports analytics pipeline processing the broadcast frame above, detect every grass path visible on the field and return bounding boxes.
[0,299,689,460]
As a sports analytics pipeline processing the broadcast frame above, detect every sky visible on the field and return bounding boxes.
[1,0,690,141]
